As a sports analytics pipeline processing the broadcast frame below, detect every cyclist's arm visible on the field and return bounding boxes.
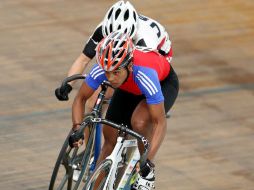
[147,102,167,160]
[133,66,167,158]
[72,64,105,128]
[67,53,91,85]
[72,82,94,129]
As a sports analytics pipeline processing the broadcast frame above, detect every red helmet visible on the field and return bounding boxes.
[96,31,134,72]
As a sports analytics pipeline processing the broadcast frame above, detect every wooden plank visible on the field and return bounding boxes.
[0,0,253,189]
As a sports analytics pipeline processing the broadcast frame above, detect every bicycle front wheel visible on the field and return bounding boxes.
[83,159,112,190]
[49,122,96,190]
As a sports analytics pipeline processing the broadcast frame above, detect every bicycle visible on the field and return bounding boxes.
[82,119,150,190]
[49,74,112,190]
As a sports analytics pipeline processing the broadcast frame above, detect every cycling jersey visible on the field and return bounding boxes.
[83,14,172,61]
[85,49,170,105]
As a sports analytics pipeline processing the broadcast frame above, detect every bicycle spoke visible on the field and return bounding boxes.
[49,120,98,190]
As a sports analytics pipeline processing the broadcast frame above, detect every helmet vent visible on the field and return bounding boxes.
[130,25,135,36]
[109,24,113,33]
[118,25,121,30]
[113,49,120,57]
[115,9,121,19]
[105,47,110,58]
[117,49,125,59]
[124,10,129,21]
[113,60,118,67]
[108,8,113,19]
[120,41,125,48]
[133,12,137,21]
[105,27,109,35]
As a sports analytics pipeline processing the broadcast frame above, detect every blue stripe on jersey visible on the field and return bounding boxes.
[133,66,164,104]
[85,64,107,90]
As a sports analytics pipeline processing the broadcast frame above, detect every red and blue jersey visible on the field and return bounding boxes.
[85,49,170,105]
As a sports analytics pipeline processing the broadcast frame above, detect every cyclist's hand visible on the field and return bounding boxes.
[68,130,84,148]
[55,83,72,101]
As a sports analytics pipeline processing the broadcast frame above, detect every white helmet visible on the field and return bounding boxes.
[102,1,138,38]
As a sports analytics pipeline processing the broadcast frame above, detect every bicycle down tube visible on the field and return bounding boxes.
[61,74,113,172]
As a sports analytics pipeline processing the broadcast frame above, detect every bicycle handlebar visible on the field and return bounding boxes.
[91,118,150,167]
[61,74,86,87]
[61,74,115,89]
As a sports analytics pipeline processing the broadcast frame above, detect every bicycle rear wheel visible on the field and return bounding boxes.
[49,123,96,190]
[83,159,112,190]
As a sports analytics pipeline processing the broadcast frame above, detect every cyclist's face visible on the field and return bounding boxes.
[105,66,130,88]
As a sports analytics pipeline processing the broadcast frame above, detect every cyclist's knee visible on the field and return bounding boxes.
[131,118,148,133]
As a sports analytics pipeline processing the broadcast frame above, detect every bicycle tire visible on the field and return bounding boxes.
[83,159,112,190]
[49,122,96,190]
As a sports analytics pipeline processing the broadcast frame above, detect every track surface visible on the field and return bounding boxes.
[0,1,253,189]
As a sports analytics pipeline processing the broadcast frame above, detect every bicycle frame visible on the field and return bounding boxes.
[104,136,140,190]
[62,74,112,172]
[85,118,150,190]
[54,74,149,190]
[50,74,129,190]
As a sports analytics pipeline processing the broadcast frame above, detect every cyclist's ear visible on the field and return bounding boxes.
[127,63,133,72]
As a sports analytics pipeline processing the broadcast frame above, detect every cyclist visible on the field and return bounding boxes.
[55,0,172,113]
[71,31,179,189]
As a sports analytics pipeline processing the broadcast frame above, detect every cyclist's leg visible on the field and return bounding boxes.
[130,65,179,189]
[96,89,143,165]
[131,65,179,158]
[90,89,142,189]
[131,100,159,159]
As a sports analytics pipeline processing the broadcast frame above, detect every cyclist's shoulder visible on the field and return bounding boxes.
[132,54,159,78]
[132,64,157,77]
[132,49,170,78]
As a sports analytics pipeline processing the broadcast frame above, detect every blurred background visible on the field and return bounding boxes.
[0,0,253,189]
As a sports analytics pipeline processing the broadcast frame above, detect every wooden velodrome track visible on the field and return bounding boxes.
[0,0,253,189]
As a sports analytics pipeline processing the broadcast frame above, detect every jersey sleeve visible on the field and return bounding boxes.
[85,64,107,90]
[82,23,104,59]
[134,67,164,105]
